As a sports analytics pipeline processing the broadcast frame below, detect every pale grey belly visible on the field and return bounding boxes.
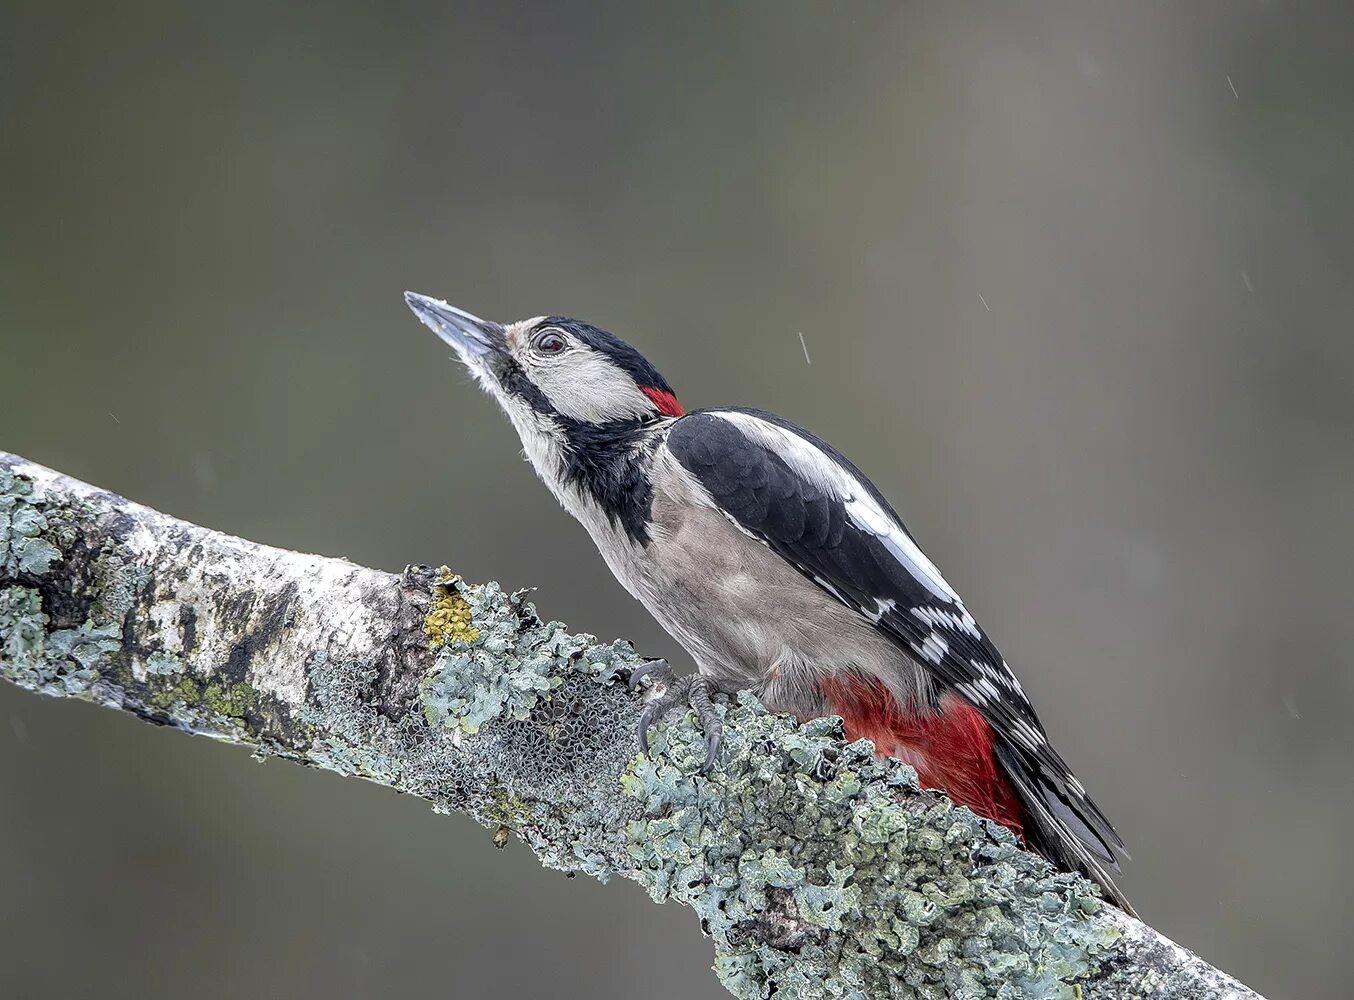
[613,504,931,719]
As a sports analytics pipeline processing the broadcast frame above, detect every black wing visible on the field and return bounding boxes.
[666,407,1130,905]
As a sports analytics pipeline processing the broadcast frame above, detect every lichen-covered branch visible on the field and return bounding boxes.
[0,452,1259,1000]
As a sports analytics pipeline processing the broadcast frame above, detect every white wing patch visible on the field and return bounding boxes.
[970,657,1026,697]
[912,632,948,665]
[910,603,982,639]
[1008,717,1047,750]
[713,410,959,601]
[955,682,987,705]
[866,597,897,623]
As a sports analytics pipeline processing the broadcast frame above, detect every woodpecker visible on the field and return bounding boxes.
[405,291,1132,912]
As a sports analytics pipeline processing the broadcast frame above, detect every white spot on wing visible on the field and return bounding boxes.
[918,632,948,664]
[911,605,982,639]
[866,597,897,623]
[1010,718,1046,749]
[956,682,985,705]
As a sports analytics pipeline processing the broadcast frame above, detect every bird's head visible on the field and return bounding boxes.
[405,291,684,464]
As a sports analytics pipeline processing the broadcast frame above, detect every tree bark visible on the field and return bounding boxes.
[0,452,1260,1000]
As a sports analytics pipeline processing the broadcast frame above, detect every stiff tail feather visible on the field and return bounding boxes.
[995,743,1136,916]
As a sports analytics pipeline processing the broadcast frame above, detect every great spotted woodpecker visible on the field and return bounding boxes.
[405,292,1132,912]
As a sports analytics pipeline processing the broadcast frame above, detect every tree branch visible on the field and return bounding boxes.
[0,452,1260,1000]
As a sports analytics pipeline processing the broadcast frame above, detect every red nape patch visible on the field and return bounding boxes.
[820,674,1026,839]
[641,386,685,418]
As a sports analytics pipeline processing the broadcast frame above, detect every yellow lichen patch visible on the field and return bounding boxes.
[424,570,480,648]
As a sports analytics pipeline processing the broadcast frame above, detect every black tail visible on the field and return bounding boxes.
[996,743,1136,916]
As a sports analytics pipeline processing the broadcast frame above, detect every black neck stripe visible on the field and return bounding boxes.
[557,417,658,546]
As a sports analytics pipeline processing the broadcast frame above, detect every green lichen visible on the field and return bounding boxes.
[145,674,203,713]
[322,571,1122,998]
[140,671,261,737]
[1,587,46,660]
[419,576,632,737]
[479,778,530,828]
[620,695,1121,999]
[2,460,1130,999]
[201,680,257,722]
[307,734,404,783]
[0,528,121,706]
[88,546,148,625]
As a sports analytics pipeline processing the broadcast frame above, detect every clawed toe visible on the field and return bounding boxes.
[633,670,723,772]
[636,672,691,755]
[687,674,723,772]
[628,657,673,692]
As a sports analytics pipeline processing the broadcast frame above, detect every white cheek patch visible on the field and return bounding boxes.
[532,349,655,423]
[714,410,959,602]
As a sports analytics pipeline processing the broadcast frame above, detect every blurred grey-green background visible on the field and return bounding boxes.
[3,2,1352,998]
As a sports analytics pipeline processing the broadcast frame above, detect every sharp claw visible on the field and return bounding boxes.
[637,696,670,757]
[702,730,722,773]
[629,658,670,691]
[688,674,723,773]
[631,669,724,773]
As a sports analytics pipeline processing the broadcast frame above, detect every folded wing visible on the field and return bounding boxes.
[665,407,1131,910]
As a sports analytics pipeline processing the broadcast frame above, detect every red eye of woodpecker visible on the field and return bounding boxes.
[534,330,567,354]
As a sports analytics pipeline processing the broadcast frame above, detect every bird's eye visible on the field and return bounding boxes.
[533,330,567,355]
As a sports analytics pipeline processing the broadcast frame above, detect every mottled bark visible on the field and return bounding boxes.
[0,453,1259,1000]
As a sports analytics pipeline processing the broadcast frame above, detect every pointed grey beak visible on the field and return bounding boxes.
[404,291,506,361]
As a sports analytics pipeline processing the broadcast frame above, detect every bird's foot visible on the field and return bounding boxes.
[629,659,723,772]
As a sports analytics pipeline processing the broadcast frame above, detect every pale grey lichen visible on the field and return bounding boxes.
[9,453,1251,1000]
[1,469,211,717]
[420,580,570,734]
[303,573,1124,998]
[0,589,114,698]
[145,650,184,676]
[0,467,63,576]
[0,469,120,699]
[87,547,149,628]
[298,649,419,784]
[1,588,50,667]
[419,577,637,739]
[620,695,1121,1000]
